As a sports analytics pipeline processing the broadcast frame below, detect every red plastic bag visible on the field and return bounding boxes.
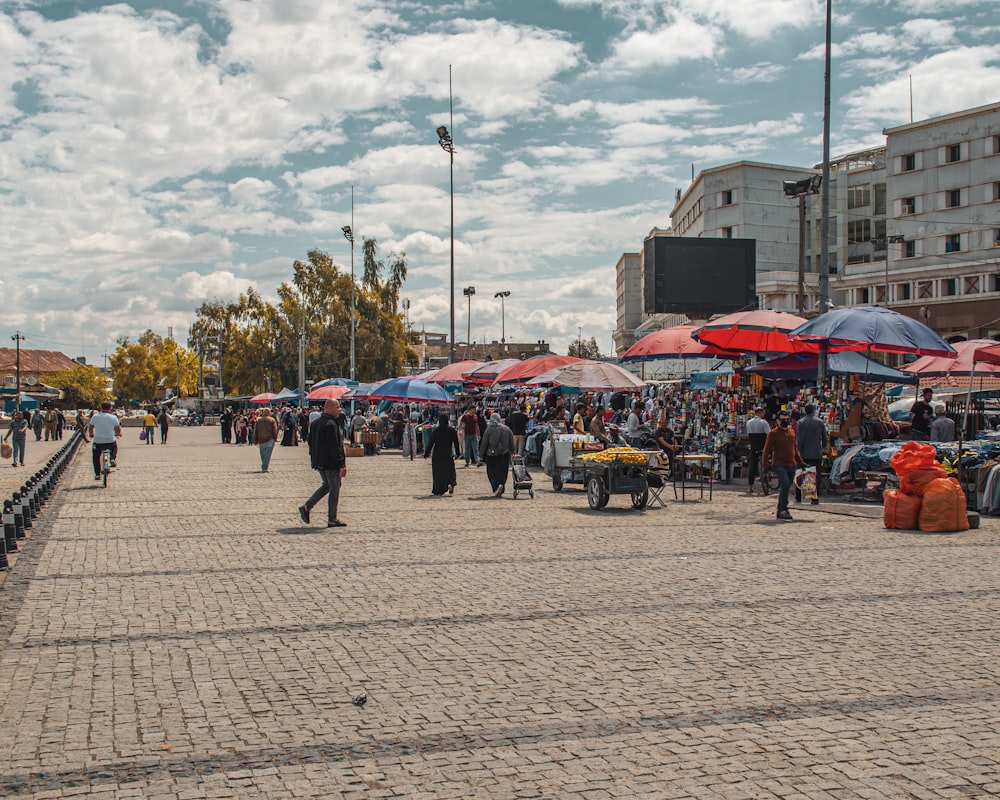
[918,477,969,533]
[890,441,937,478]
[883,489,921,529]
[900,464,948,497]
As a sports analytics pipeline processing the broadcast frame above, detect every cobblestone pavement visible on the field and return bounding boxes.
[1,427,998,799]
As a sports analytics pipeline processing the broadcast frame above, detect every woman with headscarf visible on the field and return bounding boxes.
[479,413,515,497]
[424,413,460,496]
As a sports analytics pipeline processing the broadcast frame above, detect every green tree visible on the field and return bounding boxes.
[47,363,111,408]
[568,336,602,359]
[110,331,200,403]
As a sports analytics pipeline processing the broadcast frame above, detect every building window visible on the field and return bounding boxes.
[721,190,734,206]
[945,234,961,253]
[904,240,916,258]
[847,187,871,209]
[994,275,1000,293]
[965,276,980,294]
[874,183,887,215]
[918,281,933,299]
[848,254,871,265]
[859,287,870,304]
[993,182,1000,201]
[947,189,961,208]
[947,144,962,163]
[847,219,871,243]
[902,153,916,172]
[722,226,733,238]
[994,229,1000,247]
[901,196,916,215]
[993,135,1000,155]
[898,283,912,300]
[942,278,957,296]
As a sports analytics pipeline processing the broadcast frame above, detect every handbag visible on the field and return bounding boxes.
[139,428,147,441]
[1,441,11,459]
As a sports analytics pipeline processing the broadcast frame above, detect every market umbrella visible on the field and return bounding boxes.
[306,384,351,401]
[744,351,918,384]
[787,306,957,357]
[367,377,456,404]
[271,387,303,401]
[341,381,386,400]
[903,340,1000,378]
[494,355,583,384]
[423,360,483,384]
[249,392,276,404]
[463,359,520,384]
[311,377,359,389]
[528,360,647,392]
[693,310,820,354]
[973,342,1000,365]
[621,324,743,361]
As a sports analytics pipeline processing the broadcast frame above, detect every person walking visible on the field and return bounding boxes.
[3,410,28,467]
[459,407,480,466]
[253,407,279,472]
[507,404,528,456]
[762,409,803,521]
[909,387,934,441]
[299,398,348,527]
[143,409,156,444]
[424,414,460,495]
[157,407,170,444]
[43,406,58,441]
[795,403,827,504]
[31,409,43,441]
[220,407,234,444]
[480,413,514,497]
[745,407,771,495]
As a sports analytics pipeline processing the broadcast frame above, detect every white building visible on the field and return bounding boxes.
[833,101,1000,339]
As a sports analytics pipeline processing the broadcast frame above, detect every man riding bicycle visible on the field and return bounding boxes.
[88,401,122,480]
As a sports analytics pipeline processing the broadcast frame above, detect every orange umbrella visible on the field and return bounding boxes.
[621,324,742,361]
[306,385,350,401]
[494,355,582,384]
[424,360,483,384]
[693,310,820,354]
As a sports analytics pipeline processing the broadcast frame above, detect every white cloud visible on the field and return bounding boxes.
[228,177,277,210]
[605,16,721,70]
[727,63,786,84]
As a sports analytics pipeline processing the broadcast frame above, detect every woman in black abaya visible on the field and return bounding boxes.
[424,414,460,495]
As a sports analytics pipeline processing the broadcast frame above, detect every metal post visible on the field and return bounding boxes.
[797,195,806,316]
[350,188,356,381]
[11,332,24,412]
[817,0,833,388]
[494,291,510,356]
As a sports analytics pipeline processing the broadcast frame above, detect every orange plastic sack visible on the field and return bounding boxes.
[900,464,948,497]
[890,441,938,478]
[883,489,922,529]
[918,477,969,533]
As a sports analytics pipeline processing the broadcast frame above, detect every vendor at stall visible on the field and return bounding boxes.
[909,388,934,441]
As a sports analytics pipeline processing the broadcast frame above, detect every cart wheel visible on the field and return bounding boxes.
[587,476,608,510]
[513,488,519,499]
[552,475,563,492]
[529,489,535,499]
[631,489,648,509]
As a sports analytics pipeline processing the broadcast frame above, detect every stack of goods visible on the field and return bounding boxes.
[883,442,968,532]
[578,447,649,464]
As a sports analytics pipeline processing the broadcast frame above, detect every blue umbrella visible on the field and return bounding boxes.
[788,306,956,357]
[743,351,918,384]
[312,377,360,389]
[366,377,456,405]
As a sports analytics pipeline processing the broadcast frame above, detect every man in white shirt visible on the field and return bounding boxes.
[745,407,772,495]
[88,401,122,480]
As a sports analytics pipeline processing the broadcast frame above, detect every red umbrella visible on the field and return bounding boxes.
[306,384,350,401]
[904,340,1000,377]
[494,355,583,384]
[249,392,276,404]
[528,360,646,391]
[423,360,483,384]
[974,342,1000,365]
[463,359,520,384]
[693,310,823,354]
[621,324,742,361]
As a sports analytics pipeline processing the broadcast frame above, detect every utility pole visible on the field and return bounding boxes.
[817,0,833,388]
[11,332,25,412]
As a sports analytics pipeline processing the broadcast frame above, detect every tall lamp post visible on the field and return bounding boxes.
[342,216,356,381]
[11,331,24,412]
[494,291,510,356]
[437,120,456,364]
[463,286,476,358]
[782,175,822,315]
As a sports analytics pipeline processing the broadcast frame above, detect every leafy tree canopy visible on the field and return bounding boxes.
[46,363,111,409]
[568,336,602,359]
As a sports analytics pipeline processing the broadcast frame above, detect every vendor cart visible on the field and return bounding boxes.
[569,456,650,510]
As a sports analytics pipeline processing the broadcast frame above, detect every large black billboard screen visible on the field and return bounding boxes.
[643,237,757,315]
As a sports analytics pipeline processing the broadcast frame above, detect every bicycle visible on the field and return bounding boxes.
[757,455,778,496]
[100,447,112,488]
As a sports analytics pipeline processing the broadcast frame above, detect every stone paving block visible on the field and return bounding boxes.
[1,428,999,797]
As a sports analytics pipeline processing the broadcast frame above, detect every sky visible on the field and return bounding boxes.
[1,0,998,364]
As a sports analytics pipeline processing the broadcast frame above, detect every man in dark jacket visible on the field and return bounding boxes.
[794,403,828,505]
[299,399,348,527]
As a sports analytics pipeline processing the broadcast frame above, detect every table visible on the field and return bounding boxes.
[673,453,714,502]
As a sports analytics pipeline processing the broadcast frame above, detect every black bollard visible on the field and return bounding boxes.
[11,493,26,538]
[2,500,16,554]
[22,483,38,519]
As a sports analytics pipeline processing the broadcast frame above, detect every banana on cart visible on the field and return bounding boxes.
[578,446,649,464]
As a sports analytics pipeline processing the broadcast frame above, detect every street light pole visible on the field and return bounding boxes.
[783,175,821,316]
[463,286,476,358]
[437,66,456,364]
[11,331,24,412]
[494,291,510,356]
[817,0,833,387]
[342,204,356,381]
